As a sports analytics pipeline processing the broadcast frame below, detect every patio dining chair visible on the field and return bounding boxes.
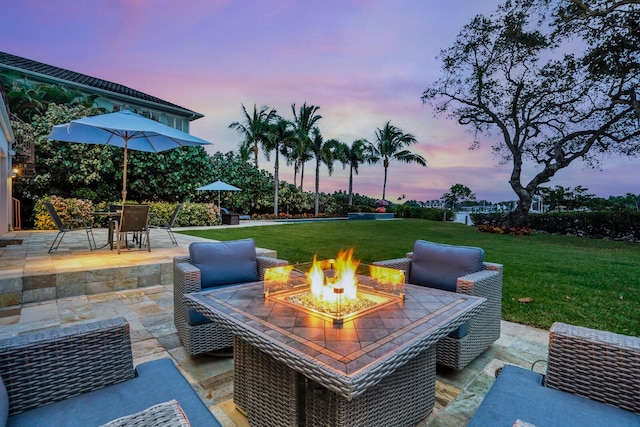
[44,202,95,253]
[374,239,503,370]
[115,204,150,254]
[148,203,182,246]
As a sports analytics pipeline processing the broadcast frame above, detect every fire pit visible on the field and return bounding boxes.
[264,249,405,325]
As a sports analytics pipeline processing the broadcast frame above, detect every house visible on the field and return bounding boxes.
[0,50,204,233]
[0,96,15,234]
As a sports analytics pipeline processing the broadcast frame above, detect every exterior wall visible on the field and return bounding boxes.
[0,97,14,234]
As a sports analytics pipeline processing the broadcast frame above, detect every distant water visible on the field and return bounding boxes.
[454,212,474,226]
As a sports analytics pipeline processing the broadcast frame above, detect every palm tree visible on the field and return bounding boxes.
[291,102,322,191]
[308,127,339,216]
[371,121,427,200]
[263,117,296,216]
[335,139,376,205]
[228,104,277,168]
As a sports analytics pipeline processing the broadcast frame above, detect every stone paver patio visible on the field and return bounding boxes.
[0,224,550,426]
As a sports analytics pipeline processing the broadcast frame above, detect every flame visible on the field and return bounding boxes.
[307,249,360,303]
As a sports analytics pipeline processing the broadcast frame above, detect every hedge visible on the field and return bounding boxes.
[35,197,221,230]
[470,211,640,241]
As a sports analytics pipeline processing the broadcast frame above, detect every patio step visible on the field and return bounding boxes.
[0,229,278,308]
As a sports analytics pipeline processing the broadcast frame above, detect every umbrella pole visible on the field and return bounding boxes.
[218,190,220,209]
[122,141,128,207]
[118,139,129,252]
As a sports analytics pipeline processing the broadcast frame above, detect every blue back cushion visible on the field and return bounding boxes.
[189,239,259,288]
[0,375,8,426]
[409,240,484,292]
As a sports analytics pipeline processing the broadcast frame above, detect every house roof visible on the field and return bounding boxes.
[0,51,203,120]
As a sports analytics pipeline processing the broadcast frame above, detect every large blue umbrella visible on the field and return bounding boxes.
[48,109,212,205]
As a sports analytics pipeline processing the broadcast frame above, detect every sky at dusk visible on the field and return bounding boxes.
[2,0,638,203]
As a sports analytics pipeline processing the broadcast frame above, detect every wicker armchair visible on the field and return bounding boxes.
[0,317,220,426]
[469,323,640,426]
[174,239,288,355]
[374,240,503,370]
[545,323,640,414]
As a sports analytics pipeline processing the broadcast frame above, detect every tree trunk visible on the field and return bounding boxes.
[253,143,259,168]
[300,162,305,191]
[348,166,354,206]
[314,159,320,216]
[382,156,389,200]
[274,151,279,216]
[382,166,388,200]
[502,193,533,228]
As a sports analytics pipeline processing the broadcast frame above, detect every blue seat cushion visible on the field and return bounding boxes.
[468,365,640,427]
[189,239,259,289]
[448,321,469,339]
[1,375,8,426]
[409,240,484,292]
[8,358,221,427]
[187,308,212,326]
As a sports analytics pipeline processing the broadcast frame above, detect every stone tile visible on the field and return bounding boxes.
[0,276,22,292]
[87,268,114,282]
[156,332,182,350]
[114,277,138,291]
[23,287,56,303]
[442,388,485,423]
[434,380,461,409]
[214,401,249,427]
[113,266,139,280]
[131,337,165,359]
[86,281,115,295]
[20,302,58,323]
[57,270,88,286]
[0,292,21,307]
[57,282,87,298]
[23,274,55,290]
[419,407,467,427]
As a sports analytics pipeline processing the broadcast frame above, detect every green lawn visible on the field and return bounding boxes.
[179,219,640,336]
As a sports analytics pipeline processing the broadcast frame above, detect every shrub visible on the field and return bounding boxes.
[34,196,94,230]
[35,198,220,229]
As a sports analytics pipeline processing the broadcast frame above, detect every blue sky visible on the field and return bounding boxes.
[2,0,638,202]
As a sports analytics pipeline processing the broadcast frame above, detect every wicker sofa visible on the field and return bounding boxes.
[173,238,288,355]
[469,322,640,427]
[374,240,503,370]
[0,317,221,426]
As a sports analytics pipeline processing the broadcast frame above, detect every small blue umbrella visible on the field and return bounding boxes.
[48,109,213,205]
[197,180,242,207]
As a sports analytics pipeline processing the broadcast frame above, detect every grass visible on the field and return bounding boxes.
[179,219,640,336]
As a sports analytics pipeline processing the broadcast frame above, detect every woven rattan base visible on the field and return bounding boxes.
[234,337,302,427]
[305,346,436,427]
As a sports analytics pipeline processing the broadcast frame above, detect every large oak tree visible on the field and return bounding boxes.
[422,0,640,227]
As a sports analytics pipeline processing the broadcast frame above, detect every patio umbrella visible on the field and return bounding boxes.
[196,180,241,207]
[47,109,212,206]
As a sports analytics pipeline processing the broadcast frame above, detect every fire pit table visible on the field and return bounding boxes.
[184,272,486,427]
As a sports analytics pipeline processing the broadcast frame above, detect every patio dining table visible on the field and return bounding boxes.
[91,211,121,249]
[185,281,486,427]
[92,210,155,250]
